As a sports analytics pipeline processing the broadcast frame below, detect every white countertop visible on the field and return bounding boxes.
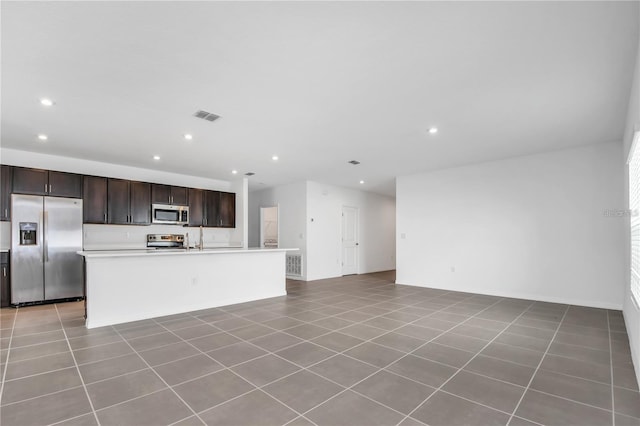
[78,247,298,258]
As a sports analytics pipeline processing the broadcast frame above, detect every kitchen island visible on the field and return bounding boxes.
[78,248,297,328]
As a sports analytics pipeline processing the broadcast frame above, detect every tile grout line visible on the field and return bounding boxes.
[265,295,510,422]
[53,304,101,426]
[148,287,498,423]
[148,318,320,426]
[396,299,539,426]
[0,307,18,405]
[4,277,630,426]
[505,304,570,425]
[608,310,616,426]
[108,326,208,425]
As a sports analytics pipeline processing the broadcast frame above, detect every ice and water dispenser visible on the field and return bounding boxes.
[19,222,38,245]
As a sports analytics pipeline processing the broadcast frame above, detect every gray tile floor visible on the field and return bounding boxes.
[1,271,639,426]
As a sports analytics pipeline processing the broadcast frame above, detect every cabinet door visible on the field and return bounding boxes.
[1,165,12,221]
[151,184,171,204]
[203,190,220,227]
[171,186,188,205]
[12,167,47,195]
[130,181,151,224]
[107,179,130,224]
[219,192,236,228]
[83,176,107,223]
[1,258,9,308]
[48,171,82,198]
[188,188,204,226]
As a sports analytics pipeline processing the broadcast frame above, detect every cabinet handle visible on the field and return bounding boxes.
[170,196,173,204]
[44,183,47,193]
[103,212,107,222]
[2,267,6,277]
[4,208,7,218]
[49,184,52,193]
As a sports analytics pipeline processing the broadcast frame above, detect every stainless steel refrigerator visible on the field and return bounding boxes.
[11,194,83,304]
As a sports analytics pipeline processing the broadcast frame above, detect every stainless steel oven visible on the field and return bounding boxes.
[152,204,189,225]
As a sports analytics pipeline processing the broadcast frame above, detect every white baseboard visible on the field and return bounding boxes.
[394,280,623,310]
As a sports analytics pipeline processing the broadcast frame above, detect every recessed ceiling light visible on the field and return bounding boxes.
[272,155,279,161]
[348,160,361,165]
[428,127,438,134]
[359,180,365,184]
[231,170,238,174]
[37,134,48,141]
[184,134,193,140]
[40,98,54,107]
[153,155,160,160]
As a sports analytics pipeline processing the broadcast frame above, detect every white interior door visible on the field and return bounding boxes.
[260,206,279,248]
[342,206,358,275]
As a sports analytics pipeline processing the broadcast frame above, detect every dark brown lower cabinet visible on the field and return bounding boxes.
[1,252,10,308]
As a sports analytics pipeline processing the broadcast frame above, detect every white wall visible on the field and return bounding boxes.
[0,148,247,249]
[622,37,640,388]
[397,142,625,309]
[248,180,397,281]
[248,182,308,277]
[306,181,396,281]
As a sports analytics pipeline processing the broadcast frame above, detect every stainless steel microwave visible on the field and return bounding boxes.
[152,204,189,225]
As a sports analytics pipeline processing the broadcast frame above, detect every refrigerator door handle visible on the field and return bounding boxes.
[43,211,49,262]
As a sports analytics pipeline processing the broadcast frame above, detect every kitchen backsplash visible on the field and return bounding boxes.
[0,221,243,251]
[83,224,240,250]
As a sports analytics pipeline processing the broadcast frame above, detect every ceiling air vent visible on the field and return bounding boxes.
[348,160,361,165]
[245,172,255,176]
[193,110,221,122]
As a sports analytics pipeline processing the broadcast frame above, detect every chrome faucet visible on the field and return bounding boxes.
[197,226,204,250]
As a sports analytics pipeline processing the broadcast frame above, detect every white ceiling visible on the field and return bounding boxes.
[1,1,638,196]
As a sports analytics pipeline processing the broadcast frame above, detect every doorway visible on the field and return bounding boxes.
[260,206,279,248]
[341,206,359,275]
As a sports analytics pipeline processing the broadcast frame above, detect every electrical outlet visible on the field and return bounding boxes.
[400,233,406,239]
[191,277,198,286]
[451,266,455,272]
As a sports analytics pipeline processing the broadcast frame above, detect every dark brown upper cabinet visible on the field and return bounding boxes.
[107,179,129,225]
[83,176,108,224]
[1,165,12,221]
[108,179,150,225]
[12,167,47,195]
[12,167,82,198]
[202,190,236,228]
[130,181,151,224]
[203,190,219,227]
[151,184,187,205]
[188,188,204,226]
[219,192,236,228]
